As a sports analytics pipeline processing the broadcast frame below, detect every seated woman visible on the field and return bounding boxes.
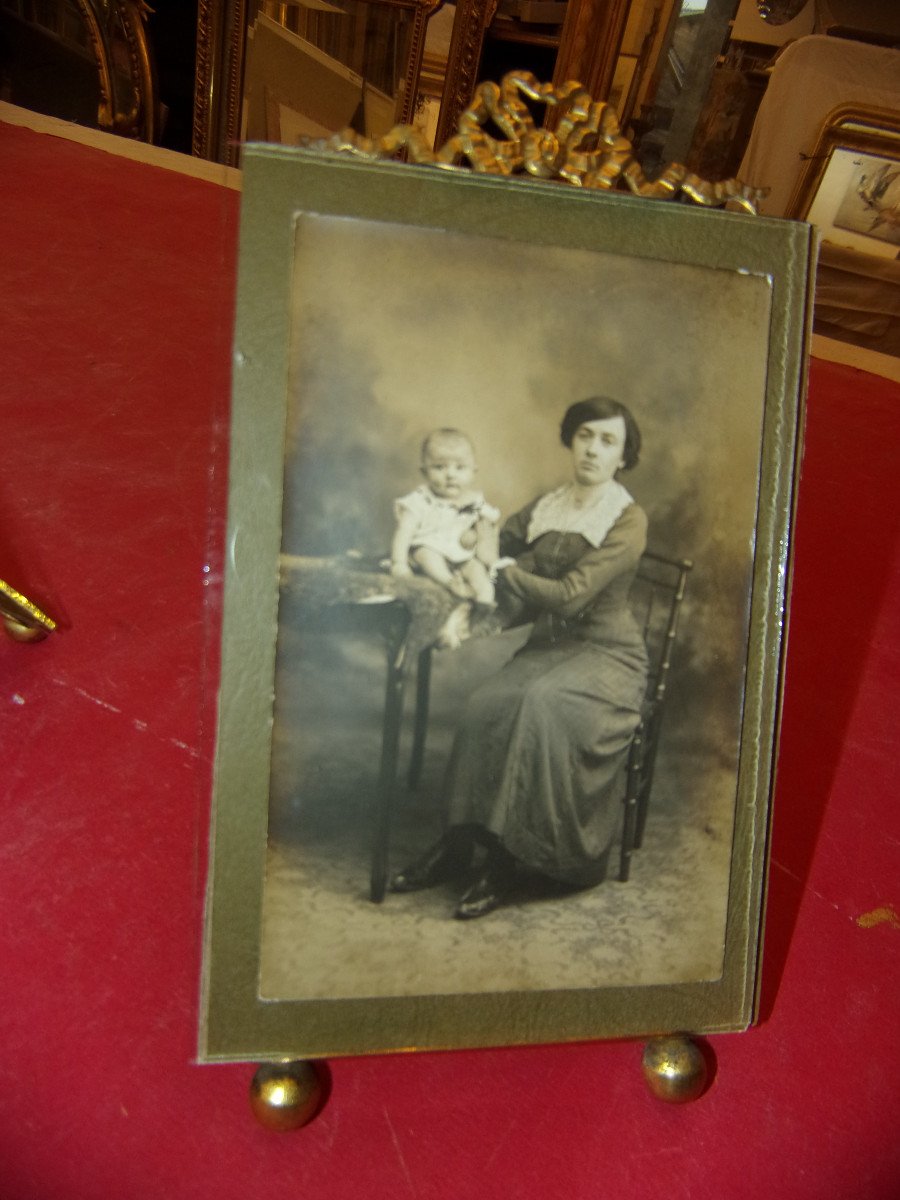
[390,396,648,918]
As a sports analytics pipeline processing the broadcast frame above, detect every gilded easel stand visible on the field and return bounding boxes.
[315,70,767,213]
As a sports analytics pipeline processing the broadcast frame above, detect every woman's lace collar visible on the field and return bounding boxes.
[526,481,633,548]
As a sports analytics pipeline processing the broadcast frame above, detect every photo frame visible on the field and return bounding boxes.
[788,105,900,259]
[200,145,814,1062]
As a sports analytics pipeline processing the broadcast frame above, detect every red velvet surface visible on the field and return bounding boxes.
[2,119,898,1199]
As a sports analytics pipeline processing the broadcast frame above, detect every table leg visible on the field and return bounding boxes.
[408,647,432,790]
[370,620,410,902]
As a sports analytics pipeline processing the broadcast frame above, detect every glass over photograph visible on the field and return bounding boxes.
[257,213,774,1003]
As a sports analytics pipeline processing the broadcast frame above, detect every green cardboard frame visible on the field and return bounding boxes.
[200,146,815,1061]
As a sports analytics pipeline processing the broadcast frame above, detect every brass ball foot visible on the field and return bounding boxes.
[641,1035,709,1103]
[249,1060,324,1131]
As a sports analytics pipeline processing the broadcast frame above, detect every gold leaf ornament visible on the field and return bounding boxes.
[316,71,767,213]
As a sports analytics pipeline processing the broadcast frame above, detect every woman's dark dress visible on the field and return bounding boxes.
[443,497,648,887]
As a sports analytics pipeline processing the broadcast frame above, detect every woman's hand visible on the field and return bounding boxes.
[490,556,517,581]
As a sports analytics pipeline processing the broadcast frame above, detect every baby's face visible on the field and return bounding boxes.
[421,439,476,501]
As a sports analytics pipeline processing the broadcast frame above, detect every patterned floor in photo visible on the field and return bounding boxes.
[258,629,737,1001]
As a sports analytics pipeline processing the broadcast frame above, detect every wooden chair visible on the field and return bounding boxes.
[618,550,692,882]
[406,549,693,884]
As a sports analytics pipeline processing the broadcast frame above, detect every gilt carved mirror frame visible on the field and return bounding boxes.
[193,0,444,166]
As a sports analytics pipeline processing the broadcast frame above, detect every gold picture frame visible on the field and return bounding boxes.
[788,104,900,257]
[199,145,814,1062]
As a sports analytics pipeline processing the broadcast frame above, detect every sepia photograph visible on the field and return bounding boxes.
[258,212,772,1002]
[200,148,812,1059]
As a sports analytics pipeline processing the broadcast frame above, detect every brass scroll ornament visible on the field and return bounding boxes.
[316,71,767,213]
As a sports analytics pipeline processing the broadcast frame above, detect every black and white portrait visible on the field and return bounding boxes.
[257,212,773,1003]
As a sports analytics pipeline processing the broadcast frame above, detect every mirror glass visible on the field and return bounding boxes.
[247,1,417,143]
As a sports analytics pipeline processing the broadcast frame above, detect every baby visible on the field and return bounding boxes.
[391,428,499,607]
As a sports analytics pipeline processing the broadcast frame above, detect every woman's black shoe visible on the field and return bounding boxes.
[389,833,473,892]
[454,866,510,919]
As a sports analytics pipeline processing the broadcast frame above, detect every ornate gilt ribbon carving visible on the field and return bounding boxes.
[317,71,767,212]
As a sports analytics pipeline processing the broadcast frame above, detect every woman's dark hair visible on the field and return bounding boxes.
[560,397,641,470]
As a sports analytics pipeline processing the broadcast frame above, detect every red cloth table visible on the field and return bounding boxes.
[2,109,898,1199]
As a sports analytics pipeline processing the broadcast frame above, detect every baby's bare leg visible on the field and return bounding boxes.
[411,547,472,598]
[459,558,495,606]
